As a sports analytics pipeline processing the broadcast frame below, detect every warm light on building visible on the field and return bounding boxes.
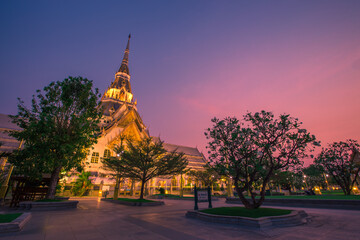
[104,88,133,103]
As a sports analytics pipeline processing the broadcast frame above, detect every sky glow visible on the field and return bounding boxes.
[1,1,359,164]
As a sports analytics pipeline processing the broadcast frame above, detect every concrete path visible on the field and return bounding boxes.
[1,197,360,240]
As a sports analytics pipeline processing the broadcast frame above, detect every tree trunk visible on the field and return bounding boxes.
[139,179,146,200]
[119,181,123,196]
[253,189,266,208]
[113,176,120,200]
[130,179,135,196]
[227,177,233,197]
[170,180,172,194]
[46,166,62,199]
[234,180,254,209]
[180,173,184,197]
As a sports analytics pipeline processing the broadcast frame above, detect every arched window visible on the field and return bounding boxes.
[103,149,111,158]
[91,152,99,163]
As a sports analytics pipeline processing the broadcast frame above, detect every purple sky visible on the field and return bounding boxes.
[1,1,360,164]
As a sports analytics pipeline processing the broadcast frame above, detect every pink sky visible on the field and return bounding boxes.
[1,1,360,165]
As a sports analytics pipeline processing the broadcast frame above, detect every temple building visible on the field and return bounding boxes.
[0,35,206,196]
[82,35,206,195]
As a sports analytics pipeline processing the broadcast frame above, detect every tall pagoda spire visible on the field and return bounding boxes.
[117,34,131,74]
[102,35,135,108]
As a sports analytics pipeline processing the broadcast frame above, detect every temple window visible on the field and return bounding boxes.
[103,149,111,158]
[91,152,99,163]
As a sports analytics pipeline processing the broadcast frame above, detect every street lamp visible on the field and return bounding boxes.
[323,173,330,190]
[303,175,308,189]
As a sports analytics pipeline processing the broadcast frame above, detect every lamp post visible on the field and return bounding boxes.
[303,175,308,189]
[323,173,330,190]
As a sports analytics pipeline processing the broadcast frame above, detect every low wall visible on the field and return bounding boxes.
[101,198,164,206]
[19,200,78,211]
[186,210,307,229]
[226,197,360,210]
[0,213,31,233]
[149,195,219,201]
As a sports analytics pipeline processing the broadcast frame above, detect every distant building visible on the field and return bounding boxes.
[0,114,21,153]
[0,114,22,169]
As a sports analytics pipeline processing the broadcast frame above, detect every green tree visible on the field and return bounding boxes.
[188,166,220,187]
[121,137,188,200]
[315,140,360,195]
[302,164,326,190]
[9,77,102,199]
[205,111,318,209]
[102,135,128,200]
[271,170,297,194]
[71,171,92,196]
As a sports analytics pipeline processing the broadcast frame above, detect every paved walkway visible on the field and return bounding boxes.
[1,198,360,240]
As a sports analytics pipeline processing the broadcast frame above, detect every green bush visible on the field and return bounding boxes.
[158,187,165,194]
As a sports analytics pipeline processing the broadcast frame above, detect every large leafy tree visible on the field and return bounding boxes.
[205,111,318,209]
[9,77,102,199]
[315,140,360,195]
[120,137,188,200]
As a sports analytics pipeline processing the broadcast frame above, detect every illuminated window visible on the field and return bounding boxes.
[103,149,111,158]
[91,152,99,163]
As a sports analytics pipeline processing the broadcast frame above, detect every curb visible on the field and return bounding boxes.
[149,196,219,201]
[226,197,360,210]
[101,198,164,206]
[19,200,79,211]
[185,210,307,229]
[0,213,31,233]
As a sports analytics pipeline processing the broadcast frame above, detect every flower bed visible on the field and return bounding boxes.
[186,207,308,229]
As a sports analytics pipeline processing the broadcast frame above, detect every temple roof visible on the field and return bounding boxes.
[162,142,203,157]
[152,137,207,169]
[99,99,123,117]
[111,76,132,92]
[162,142,206,170]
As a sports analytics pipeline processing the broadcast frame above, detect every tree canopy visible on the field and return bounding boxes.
[71,171,93,196]
[188,166,220,187]
[302,164,326,190]
[205,111,318,209]
[315,139,360,195]
[9,76,102,198]
[270,170,303,193]
[120,137,188,199]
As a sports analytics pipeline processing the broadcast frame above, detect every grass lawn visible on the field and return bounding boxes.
[201,207,291,218]
[35,199,66,202]
[109,198,155,203]
[264,195,360,200]
[0,213,22,223]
